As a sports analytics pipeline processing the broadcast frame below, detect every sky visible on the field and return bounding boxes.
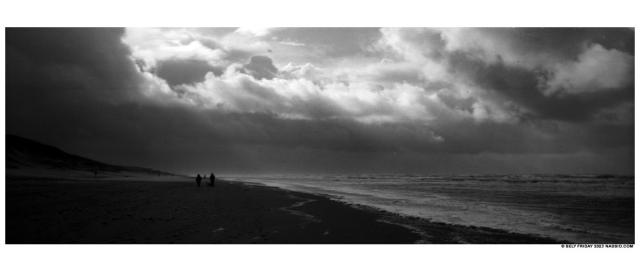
[5,28,635,175]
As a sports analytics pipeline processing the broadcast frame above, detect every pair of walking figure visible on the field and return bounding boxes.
[196,173,215,187]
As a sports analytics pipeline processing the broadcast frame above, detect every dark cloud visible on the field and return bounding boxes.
[437,92,476,113]
[61,108,633,174]
[489,28,634,58]
[447,50,633,122]
[5,28,635,175]
[242,55,278,80]
[6,28,144,147]
[6,28,140,101]
[155,59,222,86]
[373,28,633,124]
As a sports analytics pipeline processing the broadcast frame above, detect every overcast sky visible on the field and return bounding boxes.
[6,28,634,175]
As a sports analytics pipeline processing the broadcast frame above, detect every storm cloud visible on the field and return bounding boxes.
[5,28,634,174]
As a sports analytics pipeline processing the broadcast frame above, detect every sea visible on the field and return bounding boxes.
[225,174,634,243]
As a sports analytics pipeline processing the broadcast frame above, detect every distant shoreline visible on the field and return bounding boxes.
[6,175,564,244]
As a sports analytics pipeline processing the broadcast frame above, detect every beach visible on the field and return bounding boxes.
[6,176,563,244]
[227,174,635,243]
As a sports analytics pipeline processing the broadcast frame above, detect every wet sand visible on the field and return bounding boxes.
[6,176,563,244]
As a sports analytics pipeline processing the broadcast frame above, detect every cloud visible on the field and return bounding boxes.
[269,28,382,58]
[5,28,635,175]
[241,55,279,80]
[545,44,634,95]
[6,28,144,104]
[377,27,635,122]
[122,28,633,124]
[129,27,633,134]
[123,28,228,68]
[155,58,223,86]
[439,28,634,67]
[174,65,493,126]
[438,28,634,98]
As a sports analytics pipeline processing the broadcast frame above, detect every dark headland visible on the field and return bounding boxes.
[5,135,562,244]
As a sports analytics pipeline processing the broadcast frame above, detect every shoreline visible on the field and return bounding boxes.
[6,176,563,244]
[222,179,567,243]
[263,184,565,244]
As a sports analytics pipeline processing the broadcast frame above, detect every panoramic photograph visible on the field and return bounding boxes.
[5,27,634,244]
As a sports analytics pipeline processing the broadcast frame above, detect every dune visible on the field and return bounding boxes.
[6,134,182,180]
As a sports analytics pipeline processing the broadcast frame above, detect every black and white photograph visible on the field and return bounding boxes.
[5,26,635,244]
[1,1,638,271]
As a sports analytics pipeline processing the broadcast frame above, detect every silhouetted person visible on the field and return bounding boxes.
[196,174,202,187]
[208,173,216,187]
